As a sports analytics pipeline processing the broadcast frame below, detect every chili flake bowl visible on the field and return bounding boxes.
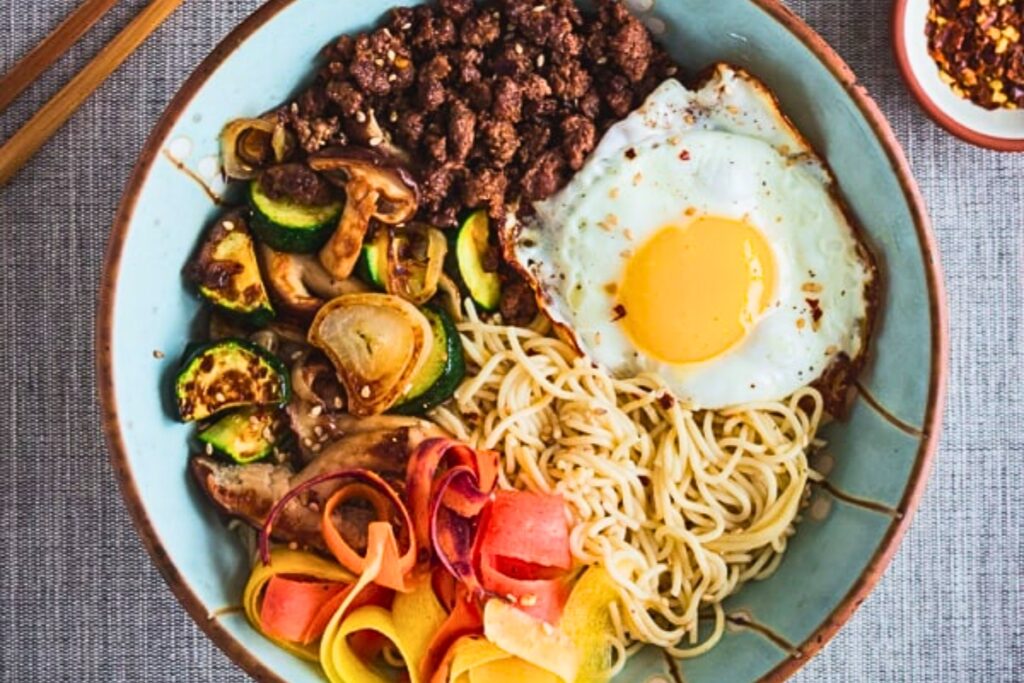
[893,0,1024,151]
[97,0,947,681]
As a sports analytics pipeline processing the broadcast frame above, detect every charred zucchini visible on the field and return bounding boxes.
[356,230,387,289]
[197,406,277,463]
[393,306,465,415]
[187,213,274,326]
[248,178,342,253]
[456,210,501,311]
[175,339,290,422]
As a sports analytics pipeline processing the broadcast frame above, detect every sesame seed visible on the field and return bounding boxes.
[205,443,214,455]
[355,110,367,123]
[291,351,303,360]
[311,443,322,453]
[387,73,397,82]
[360,385,372,398]
[333,397,343,409]
[387,49,396,61]
[374,58,385,67]
[222,221,235,231]
[536,54,545,67]
[515,43,524,54]
[215,392,226,402]
[533,4,547,12]
[389,110,399,122]
[310,405,323,417]
[309,501,320,512]
[314,425,324,437]
[520,594,538,606]
[302,437,313,447]
[401,22,412,30]
[369,136,384,147]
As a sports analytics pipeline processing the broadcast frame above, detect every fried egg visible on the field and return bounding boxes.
[505,65,875,409]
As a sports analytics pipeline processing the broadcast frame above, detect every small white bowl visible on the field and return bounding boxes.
[893,0,1024,150]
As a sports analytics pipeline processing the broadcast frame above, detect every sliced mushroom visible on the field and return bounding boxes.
[308,147,419,279]
[190,416,446,552]
[259,244,369,318]
[308,293,434,416]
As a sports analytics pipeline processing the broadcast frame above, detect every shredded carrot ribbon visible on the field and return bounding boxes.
[476,490,573,624]
[247,440,580,682]
[320,476,416,592]
[242,548,355,660]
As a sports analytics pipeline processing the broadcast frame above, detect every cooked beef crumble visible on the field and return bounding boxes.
[274,0,677,226]
[270,0,679,319]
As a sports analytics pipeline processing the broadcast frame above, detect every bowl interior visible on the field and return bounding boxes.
[102,1,942,681]
[897,0,1024,142]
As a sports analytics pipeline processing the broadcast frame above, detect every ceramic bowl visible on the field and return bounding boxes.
[97,1,947,681]
[893,0,1024,150]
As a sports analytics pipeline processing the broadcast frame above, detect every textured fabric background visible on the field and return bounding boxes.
[0,0,1020,681]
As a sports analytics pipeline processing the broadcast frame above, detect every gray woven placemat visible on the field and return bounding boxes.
[0,0,1020,680]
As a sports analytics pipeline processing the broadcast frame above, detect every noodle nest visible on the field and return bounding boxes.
[431,304,824,664]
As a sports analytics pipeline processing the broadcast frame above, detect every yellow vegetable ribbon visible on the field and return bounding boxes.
[480,599,579,683]
[242,548,355,662]
[560,567,620,683]
[446,636,560,683]
[320,571,447,683]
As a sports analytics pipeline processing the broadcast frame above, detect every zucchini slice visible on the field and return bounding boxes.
[175,339,290,422]
[198,407,277,463]
[393,306,466,415]
[248,178,342,253]
[188,213,274,326]
[456,210,501,311]
[357,230,388,289]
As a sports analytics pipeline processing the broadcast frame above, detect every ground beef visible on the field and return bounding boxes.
[260,164,335,206]
[277,0,677,225]
[448,99,477,162]
[499,274,538,326]
[561,115,596,170]
[480,119,519,166]
[461,9,502,47]
[521,150,566,202]
[492,77,523,122]
[325,80,364,117]
[417,54,452,112]
[463,167,508,219]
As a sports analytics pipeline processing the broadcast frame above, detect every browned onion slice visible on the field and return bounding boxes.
[383,224,448,305]
[308,293,433,416]
[220,118,277,179]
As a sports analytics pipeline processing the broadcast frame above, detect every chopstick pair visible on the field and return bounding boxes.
[0,0,188,186]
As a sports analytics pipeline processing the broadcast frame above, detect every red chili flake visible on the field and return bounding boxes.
[657,393,676,409]
[679,149,691,161]
[925,0,1024,109]
[805,298,823,327]
[611,304,627,321]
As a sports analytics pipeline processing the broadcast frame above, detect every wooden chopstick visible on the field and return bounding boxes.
[0,0,188,187]
[0,0,121,114]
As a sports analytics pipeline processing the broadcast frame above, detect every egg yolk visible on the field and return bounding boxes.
[618,216,776,364]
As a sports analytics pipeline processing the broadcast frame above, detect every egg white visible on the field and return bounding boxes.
[505,65,875,409]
